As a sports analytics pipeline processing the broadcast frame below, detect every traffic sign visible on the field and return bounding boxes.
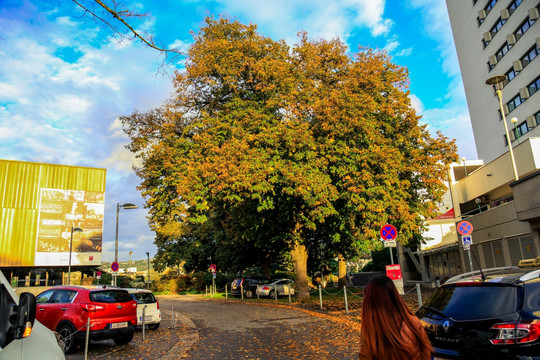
[380,224,397,241]
[209,264,217,273]
[457,221,473,236]
[462,235,472,246]
[111,261,119,273]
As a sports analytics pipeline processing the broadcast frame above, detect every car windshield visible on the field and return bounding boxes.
[423,284,521,320]
[132,292,156,304]
[89,290,133,303]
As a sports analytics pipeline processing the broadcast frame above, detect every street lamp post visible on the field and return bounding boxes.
[68,227,83,285]
[114,202,138,286]
[462,157,468,177]
[146,252,150,290]
[511,117,521,144]
[486,75,519,181]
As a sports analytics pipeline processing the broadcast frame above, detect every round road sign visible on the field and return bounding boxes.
[210,264,217,273]
[457,221,473,236]
[380,224,397,241]
[111,261,119,272]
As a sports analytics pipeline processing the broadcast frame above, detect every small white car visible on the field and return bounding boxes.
[124,288,161,330]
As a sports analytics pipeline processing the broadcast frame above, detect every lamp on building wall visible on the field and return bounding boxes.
[68,227,83,285]
[485,75,519,181]
[114,203,138,286]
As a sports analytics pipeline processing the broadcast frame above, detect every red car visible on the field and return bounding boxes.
[35,285,137,353]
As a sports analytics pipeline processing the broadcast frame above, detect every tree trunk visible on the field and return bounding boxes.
[291,239,309,299]
[338,253,347,288]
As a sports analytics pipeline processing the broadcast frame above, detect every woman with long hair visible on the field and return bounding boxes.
[359,275,431,360]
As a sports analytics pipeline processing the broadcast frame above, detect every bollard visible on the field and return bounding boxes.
[172,302,175,329]
[416,283,423,308]
[241,284,244,300]
[318,285,323,310]
[274,283,277,302]
[226,284,228,299]
[205,285,208,297]
[84,317,90,360]
[288,285,291,303]
[344,286,349,315]
[142,305,147,341]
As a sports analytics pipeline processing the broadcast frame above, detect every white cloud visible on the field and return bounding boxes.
[214,0,392,43]
[409,93,424,114]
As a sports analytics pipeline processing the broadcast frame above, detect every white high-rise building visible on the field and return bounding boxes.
[446,0,540,162]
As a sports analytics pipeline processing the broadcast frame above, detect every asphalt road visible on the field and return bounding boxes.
[66,295,360,360]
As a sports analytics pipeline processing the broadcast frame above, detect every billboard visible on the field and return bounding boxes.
[35,189,104,266]
[0,160,106,267]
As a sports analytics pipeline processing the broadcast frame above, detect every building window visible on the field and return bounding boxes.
[535,111,540,127]
[515,121,530,137]
[514,16,536,42]
[482,17,507,47]
[522,46,539,67]
[478,0,500,26]
[508,0,522,13]
[528,77,540,97]
[506,68,516,82]
[506,93,523,113]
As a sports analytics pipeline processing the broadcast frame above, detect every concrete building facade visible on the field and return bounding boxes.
[446,0,540,163]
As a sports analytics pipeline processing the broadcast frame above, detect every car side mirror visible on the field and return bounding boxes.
[15,292,36,339]
[0,288,36,349]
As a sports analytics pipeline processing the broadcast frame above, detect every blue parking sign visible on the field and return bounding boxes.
[462,236,472,245]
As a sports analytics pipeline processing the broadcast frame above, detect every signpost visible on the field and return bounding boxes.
[380,224,397,264]
[111,262,119,285]
[210,264,217,296]
[457,221,474,271]
[380,225,403,294]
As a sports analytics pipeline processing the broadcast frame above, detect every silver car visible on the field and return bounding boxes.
[256,278,295,298]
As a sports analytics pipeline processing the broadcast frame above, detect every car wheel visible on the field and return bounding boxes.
[113,332,134,345]
[57,323,78,354]
[269,290,276,299]
[148,323,160,330]
[245,289,253,298]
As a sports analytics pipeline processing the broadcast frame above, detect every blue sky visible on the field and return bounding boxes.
[0,0,477,263]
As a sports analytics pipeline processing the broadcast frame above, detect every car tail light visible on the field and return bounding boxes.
[156,300,159,310]
[490,321,540,345]
[262,286,270,291]
[81,304,104,312]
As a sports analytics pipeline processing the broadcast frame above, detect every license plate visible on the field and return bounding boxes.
[111,322,127,329]
[140,315,152,322]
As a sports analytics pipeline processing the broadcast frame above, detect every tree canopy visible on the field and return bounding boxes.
[121,17,458,298]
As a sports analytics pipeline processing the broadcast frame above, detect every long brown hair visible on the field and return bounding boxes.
[360,275,431,360]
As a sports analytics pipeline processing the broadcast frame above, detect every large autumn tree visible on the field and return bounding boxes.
[121,17,458,298]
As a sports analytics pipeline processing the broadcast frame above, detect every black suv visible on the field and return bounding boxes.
[417,261,540,360]
[231,278,267,298]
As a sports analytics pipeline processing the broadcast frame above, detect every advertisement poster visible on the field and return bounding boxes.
[35,188,104,266]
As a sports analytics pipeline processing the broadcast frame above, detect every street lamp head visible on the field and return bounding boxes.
[119,203,138,210]
[146,252,150,257]
[72,227,83,233]
[511,117,518,124]
[486,75,507,91]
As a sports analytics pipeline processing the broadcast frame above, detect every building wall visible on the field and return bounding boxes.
[0,160,106,267]
[446,0,540,162]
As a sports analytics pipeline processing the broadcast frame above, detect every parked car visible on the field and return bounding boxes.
[0,271,65,360]
[124,288,161,330]
[416,261,540,360]
[35,285,137,354]
[256,278,295,298]
[230,278,268,298]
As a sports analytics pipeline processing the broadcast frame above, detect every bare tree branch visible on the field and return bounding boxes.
[69,0,185,73]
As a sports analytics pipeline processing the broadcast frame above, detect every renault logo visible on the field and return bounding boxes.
[442,320,452,333]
